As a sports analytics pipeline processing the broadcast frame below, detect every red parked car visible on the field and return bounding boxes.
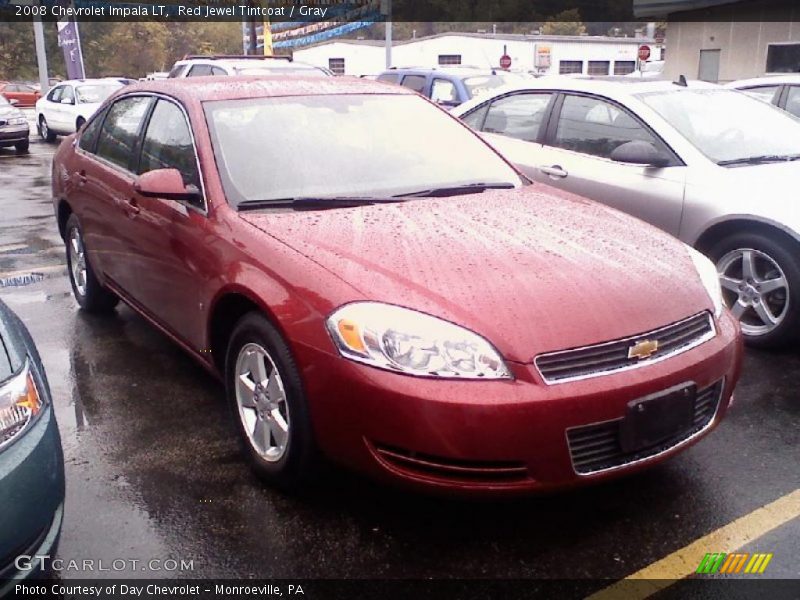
[51,77,742,495]
[0,82,41,108]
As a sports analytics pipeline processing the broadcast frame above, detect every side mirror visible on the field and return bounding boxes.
[61,97,74,105]
[134,169,201,203]
[8,99,19,106]
[610,140,670,167]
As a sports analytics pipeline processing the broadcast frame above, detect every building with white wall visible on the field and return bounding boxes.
[294,32,658,78]
[635,0,800,82]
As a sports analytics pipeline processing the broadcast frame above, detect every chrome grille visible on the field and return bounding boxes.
[535,312,715,384]
[567,380,724,475]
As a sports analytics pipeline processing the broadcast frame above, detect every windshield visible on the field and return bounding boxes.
[76,83,122,104]
[204,94,523,206]
[463,74,519,99]
[637,88,800,165]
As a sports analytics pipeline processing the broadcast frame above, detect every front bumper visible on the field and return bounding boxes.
[298,310,742,496]
[0,126,29,146]
[0,407,65,580]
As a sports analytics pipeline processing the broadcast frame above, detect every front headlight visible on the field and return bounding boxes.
[326,302,511,379]
[0,361,43,451]
[688,246,723,317]
[8,117,27,126]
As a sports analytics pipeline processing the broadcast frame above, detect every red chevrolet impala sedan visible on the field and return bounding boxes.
[51,77,742,495]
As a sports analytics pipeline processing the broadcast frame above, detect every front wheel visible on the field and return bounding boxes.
[225,313,317,490]
[14,139,29,153]
[65,214,119,313]
[39,116,56,143]
[710,231,800,348]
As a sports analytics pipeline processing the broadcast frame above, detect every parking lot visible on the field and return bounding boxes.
[0,133,798,591]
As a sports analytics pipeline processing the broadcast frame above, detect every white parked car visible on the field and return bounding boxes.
[452,77,800,347]
[35,79,124,142]
[167,55,331,78]
[726,75,800,118]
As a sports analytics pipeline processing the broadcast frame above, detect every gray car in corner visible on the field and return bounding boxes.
[452,77,800,347]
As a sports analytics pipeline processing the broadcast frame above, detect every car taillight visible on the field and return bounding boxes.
[0,362,43,450]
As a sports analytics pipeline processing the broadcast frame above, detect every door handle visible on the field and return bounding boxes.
[124,197,140,217]
[539,165,568,179]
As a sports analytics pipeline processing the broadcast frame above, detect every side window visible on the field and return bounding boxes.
[741,85,781,105]
[61,86,75,105]
[210,66,227,76]
[138,100,202,205]
[95,96,152,171]
[461,104,489,130]
[187,65,213,77]
[482,93,554,142]
[431,78,458,105]
[785,86,800,118]
[400,75,427,94]
[168,64,187,78]
[78,108,106,154]
[47,86,63,103]
[376,73,399,83]
[553,95,662,160]
[5,84,19,92]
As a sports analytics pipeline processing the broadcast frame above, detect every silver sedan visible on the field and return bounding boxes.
[452,77,800,348]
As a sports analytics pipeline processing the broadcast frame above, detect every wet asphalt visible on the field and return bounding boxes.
[0,134,797,587]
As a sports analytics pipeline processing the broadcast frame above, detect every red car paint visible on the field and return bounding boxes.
[0,82,41,108]
[51,77,742,495]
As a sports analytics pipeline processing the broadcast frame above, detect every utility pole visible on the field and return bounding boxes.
[382,0,391,69]
[33,13,50,93]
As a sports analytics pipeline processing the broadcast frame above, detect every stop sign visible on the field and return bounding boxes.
[638,45,651,61]
[499,54,512,69]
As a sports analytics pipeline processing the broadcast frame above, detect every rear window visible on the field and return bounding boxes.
[168,64,188,78]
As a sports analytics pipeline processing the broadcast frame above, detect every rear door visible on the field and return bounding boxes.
[536,93,686,236]
[75,95,153,296]
[461,91,555,173]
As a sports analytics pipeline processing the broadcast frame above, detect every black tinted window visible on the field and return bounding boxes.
[482,93,553,141]
[168,64,187,78]
[400,75,427,94]
[47,86,63,102]
[78,109,106,153]
[95,96,151,171]
[139,100,201,202]
[187,65,213,77]
[554,95,658,159]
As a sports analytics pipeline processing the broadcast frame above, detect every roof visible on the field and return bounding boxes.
[505,76,721,95]
[55,78,124,86]
[726,74,800,88]
[118,76,412,103]
[299,31,655,51]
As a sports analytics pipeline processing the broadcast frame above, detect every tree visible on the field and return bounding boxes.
[540,10,587,36]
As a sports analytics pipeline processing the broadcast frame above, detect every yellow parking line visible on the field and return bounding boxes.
[587,488,800,600]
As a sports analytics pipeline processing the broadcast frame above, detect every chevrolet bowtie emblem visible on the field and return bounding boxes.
[628,339,659,360]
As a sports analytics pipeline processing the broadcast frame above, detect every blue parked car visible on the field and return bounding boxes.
[0,298,64,589]
[376,66,522,108]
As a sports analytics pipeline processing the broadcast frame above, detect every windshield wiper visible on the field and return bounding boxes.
[718,154,800,166]
[237,196,408,211]
[394,182,517,198]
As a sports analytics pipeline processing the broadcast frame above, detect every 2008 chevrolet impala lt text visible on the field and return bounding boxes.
[50,77,742,495]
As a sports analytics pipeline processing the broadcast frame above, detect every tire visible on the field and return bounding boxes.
[65,214,119,313]
[14,139,29,153]
[709,231,800,348]
[39,115,56,143]
[225,312,317,490]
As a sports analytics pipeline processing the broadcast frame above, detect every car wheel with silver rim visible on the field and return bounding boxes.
[39,115,55,142]
[711,231,800,348]
[225,312,317,489]
[64,214,119,313]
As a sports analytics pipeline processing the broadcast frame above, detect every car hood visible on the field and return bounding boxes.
[240,187,712,362]
[0,105,22,119]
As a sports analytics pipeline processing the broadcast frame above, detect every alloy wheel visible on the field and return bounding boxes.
[40,118,48,139]
[68,227,88,297]
[717,248,789,336]
[234,343,290,462]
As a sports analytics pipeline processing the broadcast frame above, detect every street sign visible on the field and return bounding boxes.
[638,45,651,61]
[499,54,512,69]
